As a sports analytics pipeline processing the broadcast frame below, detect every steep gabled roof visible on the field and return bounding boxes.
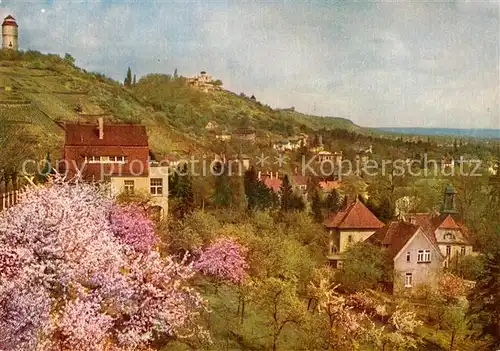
[436,214,461,230]
[324,200,385,229]
[64,122,148,147]
[368,221,444,259]
[368,222,419,258]
[411,212,469,244]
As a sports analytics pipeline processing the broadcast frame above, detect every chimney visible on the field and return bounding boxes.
[98,118,104,140]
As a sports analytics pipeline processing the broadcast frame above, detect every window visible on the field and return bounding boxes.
[406,252,411,262]
[150,178,163,196]
[109,156,125,163]
[85,156,126,164]
[405,273,413,287]
[446,246,451,256]
[348,235,353,243]
[124,180,135,194]
[444,232,455,240]
[461,246,466,256]
[417,249,431,263]
[86,156,100,163]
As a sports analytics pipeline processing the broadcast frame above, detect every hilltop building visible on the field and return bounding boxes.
[187,71,221,93]
[2,15,18,50]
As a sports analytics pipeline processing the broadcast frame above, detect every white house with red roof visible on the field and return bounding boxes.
[368,221,444,294]
[324,198,385,268]
[408,184,474,268]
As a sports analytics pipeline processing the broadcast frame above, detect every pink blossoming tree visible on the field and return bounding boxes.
[110,204,157,253]
[194,237,248,284]
[0,180,208,350]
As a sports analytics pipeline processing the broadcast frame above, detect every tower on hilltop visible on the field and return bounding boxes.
[2,15,18,50]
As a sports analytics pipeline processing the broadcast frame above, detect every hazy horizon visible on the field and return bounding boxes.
[1,0,499,129]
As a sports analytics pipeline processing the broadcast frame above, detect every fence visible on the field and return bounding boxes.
[0,189,22,212]
[0,176,24,212]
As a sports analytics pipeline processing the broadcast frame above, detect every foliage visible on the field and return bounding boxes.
[124,66,132,87]
[115,188,153,210]
[453,254,487,281]
[63,53,75,65]
[244,167,276,211]
[250,278,307,351]
[442,298,470,351]
[337,242,391,291]
[212,162,232,208]
[0,180,208,350]
[169,164,195,218]
[279,175,293,211]
[366,305,423,350]
[194,238,248,284]
[324,188,341,213]
[162,210,220,254]
[109,204,157,253]
[439,273,468,302]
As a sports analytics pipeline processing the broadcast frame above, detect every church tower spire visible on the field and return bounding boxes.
[441,183,458,214]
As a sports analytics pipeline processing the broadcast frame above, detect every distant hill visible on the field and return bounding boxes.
[0,50,367,164]
[377,127,500,140]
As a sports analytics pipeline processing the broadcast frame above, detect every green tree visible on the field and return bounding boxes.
[453,255,486,281]
[311,188,323,222]
[337,242,391,291]
[173,68,178,79]
[213,162,232,208]
[251,278,307,351]
[324,189,341,213]
[38,152,52,183]
[124,66,132,87]
[244,167,275,211]
[132,74,136,86]
[442,298,470,351]
[170,164,195,219]
[279,175,293,212]
[63,53,75,65]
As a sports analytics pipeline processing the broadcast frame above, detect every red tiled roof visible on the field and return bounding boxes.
[262,177,282,192]
[65,123,148,147]
[368,221,444,259]
[291,175,307,186]
[410,212,471,244]
[324,200,385,229]
[2,15,17,27]
[319,180,342,192]
[437,214,461,230]
[411,213,437,243]
[369,222,419,258]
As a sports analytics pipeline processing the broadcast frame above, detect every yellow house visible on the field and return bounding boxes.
[324,198,385,268]
[110,164,169,217]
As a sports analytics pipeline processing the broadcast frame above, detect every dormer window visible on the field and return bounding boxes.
[444,232,455,240]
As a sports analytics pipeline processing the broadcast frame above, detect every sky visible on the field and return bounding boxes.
[1,0,499,129]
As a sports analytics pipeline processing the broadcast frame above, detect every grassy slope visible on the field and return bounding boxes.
[0,52,368,163]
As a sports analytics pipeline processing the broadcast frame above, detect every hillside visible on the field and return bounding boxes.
[0,50,367,165]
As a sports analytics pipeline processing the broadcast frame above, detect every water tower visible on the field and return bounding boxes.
[2,15,18,50]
